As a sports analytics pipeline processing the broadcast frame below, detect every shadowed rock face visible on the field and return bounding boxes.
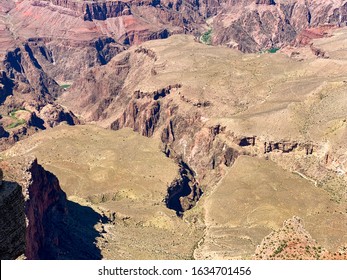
[0,179,26,260]
[165,161,203,216]
[0,157,106,260]
[23,158,68,259]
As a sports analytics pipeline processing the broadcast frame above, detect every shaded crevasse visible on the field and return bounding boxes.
[165,161,203,216]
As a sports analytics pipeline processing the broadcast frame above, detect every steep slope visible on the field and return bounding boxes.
[211,0,347,52]
[194,156,347,259]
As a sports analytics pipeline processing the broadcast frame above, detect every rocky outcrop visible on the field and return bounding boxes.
[263,140,298,153]
[83,1,132,21]
[310,44,329,58]
[0,42,80,150]
[111,100,162,137]
[24,37,125,82]
[0,157,67,259]
[2,46,61,101]
[23,158,68,259]
[254,216,347,260]
[165,162,203,216]
[110,84,182,136]
[0,175,26,260]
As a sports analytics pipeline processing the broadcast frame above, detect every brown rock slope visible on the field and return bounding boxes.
[254,216,347,260]
[210,0,347,52]
[194,156,347,259]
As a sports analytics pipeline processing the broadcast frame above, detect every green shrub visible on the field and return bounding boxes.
[201,29,212,45]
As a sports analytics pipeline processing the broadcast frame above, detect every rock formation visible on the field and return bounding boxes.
[0,157,67,259]
[255,216,347,260]
[0,169,26,260]
[211,0,347,52]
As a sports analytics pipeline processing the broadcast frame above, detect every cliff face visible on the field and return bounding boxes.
[0,43,79,151]
[0,178,26,260]
[0,157,67,259]
[0,155,109,260]
[211,0,347,52]
[22,158,68,260]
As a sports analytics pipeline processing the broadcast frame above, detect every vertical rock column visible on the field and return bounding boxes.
[0,168,26,260]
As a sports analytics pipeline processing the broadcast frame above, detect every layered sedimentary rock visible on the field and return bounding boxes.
[0,43,79,150]
[211,0,347,52]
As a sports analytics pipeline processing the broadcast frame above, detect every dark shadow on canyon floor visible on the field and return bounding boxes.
[51,200,108,260]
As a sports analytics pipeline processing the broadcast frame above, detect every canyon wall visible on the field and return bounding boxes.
[0,177,26,260]
[0,157,67,259]
[212,0,347,52]
[0,43,79,150]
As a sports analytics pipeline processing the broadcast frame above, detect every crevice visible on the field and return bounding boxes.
[165,161,203,217]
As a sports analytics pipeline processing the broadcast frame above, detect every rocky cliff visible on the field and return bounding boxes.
[0,42,79,150]
[211,0,347,52]
[0,173,26,260]
[0,157,67,259]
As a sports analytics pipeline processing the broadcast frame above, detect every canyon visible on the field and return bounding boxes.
[0,0,346,260]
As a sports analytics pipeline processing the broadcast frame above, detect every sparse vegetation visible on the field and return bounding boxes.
[267,47,280,53]
[60,84,71,90]
[200,29,212,45]
[273,242,287,255]
[6,108,28,129]
[7,119,26,129]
